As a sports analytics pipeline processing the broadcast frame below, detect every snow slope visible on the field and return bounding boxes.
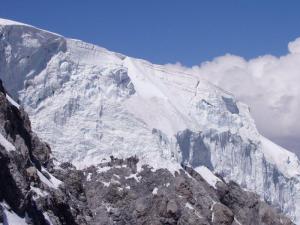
[0,133,16,152]
[1,202,27,225]
[1,18,300,222]
[194,166,223,189]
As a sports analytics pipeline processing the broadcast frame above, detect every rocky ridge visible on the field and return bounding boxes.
[79,157,294,225]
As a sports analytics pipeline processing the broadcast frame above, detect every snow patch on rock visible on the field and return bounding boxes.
[0,133,15,152]
[1,202,28,225]
[194,166,222,188]
[6,94,19,109]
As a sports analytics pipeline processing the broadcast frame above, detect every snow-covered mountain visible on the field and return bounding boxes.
[0,80,292,225]
[1,18,300,223]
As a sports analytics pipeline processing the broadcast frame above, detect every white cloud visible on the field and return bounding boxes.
[288,37,300,54]
[165,38,300,152]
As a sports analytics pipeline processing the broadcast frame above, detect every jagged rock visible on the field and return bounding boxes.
[52,164,85,200]
[31,133,51,165]
[0,204,3,223]
[26,166,38,182]
[79,156,293,225]
[135,198,149,217]
[0,89,91,225]
[218,181,294,225]
[0,80,6,95]
[212,203,234,225]
[166,199,179,217]
[0,144,28,215]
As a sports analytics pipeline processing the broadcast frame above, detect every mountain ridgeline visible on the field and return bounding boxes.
[0,18,299,224]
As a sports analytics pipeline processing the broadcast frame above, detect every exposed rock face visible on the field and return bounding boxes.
[218,181,293,225]
[73,157,292,225]
[0,84,91,225]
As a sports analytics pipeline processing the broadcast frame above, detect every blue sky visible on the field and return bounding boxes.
[1,0,300,66]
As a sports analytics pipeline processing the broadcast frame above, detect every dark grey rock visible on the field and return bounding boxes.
[0,89,91,225]
[31,133,51,165]
[80,157,293,225]
[0,204,3,223]
[212,203,234,225]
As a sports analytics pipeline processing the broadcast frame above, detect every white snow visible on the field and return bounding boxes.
[0,18,62,37]
[0,18,31,27]
[37,169,62,189]
[0,133,15,152]
[6,94,20,109]
[113,174,120,179]
[194,166,222,188]
[42,167,62,188]
[210,202,217,222]
[117,187,123,192]
[30,186,48,198]
[1,202,28,225]
[260,135,300,178]
[125,173,141,182]
[43,213,54,225]
[234,217,243,225]
[185,202,203,219]
[111,178,121,185]
[86,173,92,181]
[101,181,110,187]
[152,187,158,195]
[97,166,111,173]
[123,57,198,137]
[185,202,194,210]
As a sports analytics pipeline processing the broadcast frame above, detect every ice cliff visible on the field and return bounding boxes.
[1,18,300,223]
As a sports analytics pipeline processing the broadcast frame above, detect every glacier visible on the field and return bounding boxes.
[1,18,300,222]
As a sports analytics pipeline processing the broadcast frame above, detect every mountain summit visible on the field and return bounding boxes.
[0,18,299,223]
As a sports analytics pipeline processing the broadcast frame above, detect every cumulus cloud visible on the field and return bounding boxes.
[165,38,300,152]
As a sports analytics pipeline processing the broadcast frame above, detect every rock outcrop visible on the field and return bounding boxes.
[76,157,293,225]
[0,81,91,225]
